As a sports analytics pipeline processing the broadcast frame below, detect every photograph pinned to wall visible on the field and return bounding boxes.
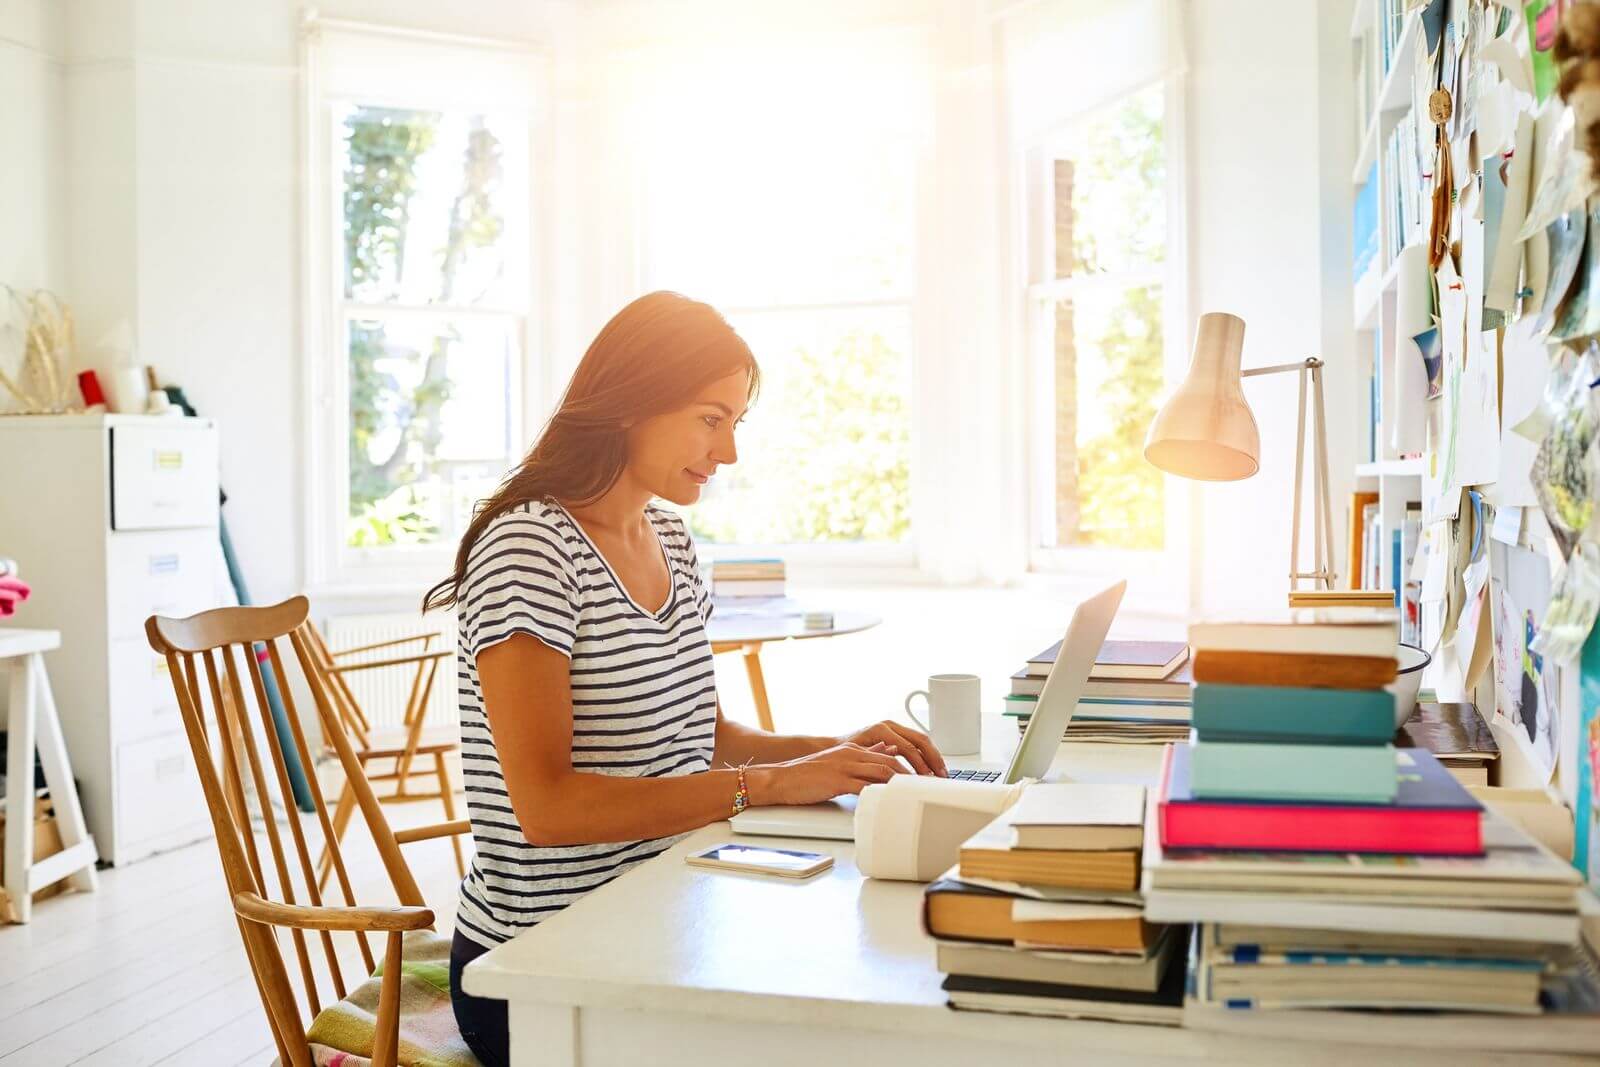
[1550,197,1600,341]
[1530,343,1600,560]
[1534,541,1600,664]
[1532,206,1586,336]
[1491,538,1560,781]
[1417,326,1444,399]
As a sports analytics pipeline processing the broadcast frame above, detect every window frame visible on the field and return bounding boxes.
[1022,72,1191,610]
[300,20,550,596]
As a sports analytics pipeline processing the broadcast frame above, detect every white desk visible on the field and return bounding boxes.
[465,719,1588,1066]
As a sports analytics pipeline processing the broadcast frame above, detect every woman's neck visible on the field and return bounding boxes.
[559,477,653,541]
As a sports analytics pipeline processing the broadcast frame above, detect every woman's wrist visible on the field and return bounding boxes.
[744,765,779,807]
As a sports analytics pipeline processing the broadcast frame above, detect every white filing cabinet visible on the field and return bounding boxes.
[0,414,224,864]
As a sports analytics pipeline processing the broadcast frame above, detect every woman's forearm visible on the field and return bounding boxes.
[712,713,833,766]
[514,766,771,846]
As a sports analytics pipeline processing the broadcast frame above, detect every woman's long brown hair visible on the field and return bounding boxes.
[422,291,759,612]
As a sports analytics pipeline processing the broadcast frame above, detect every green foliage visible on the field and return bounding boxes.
[1075,286,1165,549]
[1064,86,1166,551]
[688,328,910,543]
[343,109,504,546]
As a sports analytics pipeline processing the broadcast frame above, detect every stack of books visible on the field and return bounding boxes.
[924,784,1186,1025]
[1396,701,1499,786]
[1186,607,1402,808]
[1006,639,1191,745]
[709,558,785,598]
[1145,608,1596,1042]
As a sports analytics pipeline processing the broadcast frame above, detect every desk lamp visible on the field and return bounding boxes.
[1143,311,1335,590]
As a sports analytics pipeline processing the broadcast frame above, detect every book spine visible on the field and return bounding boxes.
[1158,800,1481,856]
[1190,650,1399,689]
[1189,741,1399,803]
[1190,684,1396,743]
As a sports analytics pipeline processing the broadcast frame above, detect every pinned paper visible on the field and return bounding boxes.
[1492,505,1525,545]
[1391,244,1432,455]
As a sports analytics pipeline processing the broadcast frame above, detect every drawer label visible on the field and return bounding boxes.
[148,554,180,575]
[153,450,185,471]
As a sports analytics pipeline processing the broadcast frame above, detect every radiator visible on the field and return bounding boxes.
[322,613,458,731]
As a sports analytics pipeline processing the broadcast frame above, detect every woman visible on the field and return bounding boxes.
[424,291,947,1066]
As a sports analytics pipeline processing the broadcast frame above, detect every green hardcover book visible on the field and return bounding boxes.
[1191,684,1395,744]
[1189,741,1399,804]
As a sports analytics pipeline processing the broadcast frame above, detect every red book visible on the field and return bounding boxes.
[1157,743,1482,856]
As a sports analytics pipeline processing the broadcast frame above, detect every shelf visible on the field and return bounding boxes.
[1375,12,1422,118]
[1355,458,1424,478]
[1351,116,1379,186]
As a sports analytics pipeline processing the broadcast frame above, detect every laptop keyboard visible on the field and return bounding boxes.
[947,768,1002,783]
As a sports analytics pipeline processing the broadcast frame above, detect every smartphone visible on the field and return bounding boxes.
[684,842,834,879]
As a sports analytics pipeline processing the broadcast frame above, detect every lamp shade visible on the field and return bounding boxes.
[1143,311,1259,481]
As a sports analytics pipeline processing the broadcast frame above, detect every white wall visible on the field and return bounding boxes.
[0,0,66,303]
[1184,0,1358,617]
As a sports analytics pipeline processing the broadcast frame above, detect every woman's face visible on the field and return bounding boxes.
[625,369,748,506]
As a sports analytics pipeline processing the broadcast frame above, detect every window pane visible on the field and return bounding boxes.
[1054,85,1164,279]
[347,315,516,548]
[686,307,912,544]
[1048,285,1165,550]
[339,105,526,308]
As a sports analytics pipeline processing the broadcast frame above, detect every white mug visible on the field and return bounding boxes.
[904,673,981,756]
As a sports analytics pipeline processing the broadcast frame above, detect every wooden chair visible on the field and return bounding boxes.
[299,622,465,888]
[145,596,472,1067]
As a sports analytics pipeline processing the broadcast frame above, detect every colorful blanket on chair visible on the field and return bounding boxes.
[307,929,480,1067]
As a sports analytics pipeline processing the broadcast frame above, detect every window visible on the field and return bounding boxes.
[631,31,925,554]
[1027,83,1177,560]
[339,106,526,550]
[303,22,539,589]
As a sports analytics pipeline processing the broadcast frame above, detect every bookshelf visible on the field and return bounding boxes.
[1349,0,1425,597]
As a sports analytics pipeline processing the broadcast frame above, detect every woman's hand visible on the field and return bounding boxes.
[748,742,907,806]
[839,720,948,778]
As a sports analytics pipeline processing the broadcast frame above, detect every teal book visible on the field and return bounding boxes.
[1190,741,1398,804]
[1191,683,1395,744]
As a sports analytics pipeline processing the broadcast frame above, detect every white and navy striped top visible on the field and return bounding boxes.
[453,498,718,949]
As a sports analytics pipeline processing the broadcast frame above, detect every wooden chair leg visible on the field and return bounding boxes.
[435,751,466,878]
[317,780,357,893]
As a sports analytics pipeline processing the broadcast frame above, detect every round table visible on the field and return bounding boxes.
[706,607,881,732]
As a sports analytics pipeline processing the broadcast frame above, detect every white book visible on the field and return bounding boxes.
[1142,889,1578,944]
[1008,783,1146,851]
[1187,607,1398,656]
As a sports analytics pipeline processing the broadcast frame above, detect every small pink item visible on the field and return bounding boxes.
[0,575,31,618]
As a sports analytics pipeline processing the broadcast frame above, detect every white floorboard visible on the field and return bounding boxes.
[0,792,467,1066]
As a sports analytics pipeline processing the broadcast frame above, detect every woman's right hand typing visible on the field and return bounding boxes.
[747,742,906,806]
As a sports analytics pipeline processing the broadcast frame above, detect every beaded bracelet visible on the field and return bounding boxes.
[730,763,751,817]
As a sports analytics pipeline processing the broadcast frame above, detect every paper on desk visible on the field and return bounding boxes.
[854,776,1021,882]
[1011,899,1143,923]
[939,867,1142,905]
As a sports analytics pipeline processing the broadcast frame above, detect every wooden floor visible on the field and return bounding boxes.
[0,794,466,1067]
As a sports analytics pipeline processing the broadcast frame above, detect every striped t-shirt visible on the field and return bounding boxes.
[452,498,718,949]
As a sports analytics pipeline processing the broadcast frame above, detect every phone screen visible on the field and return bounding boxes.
[689,843,831,874]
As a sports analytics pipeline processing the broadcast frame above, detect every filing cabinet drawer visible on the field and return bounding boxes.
[109,638,184,743]
[115,731,209,854]
[106,528,220,639]
[110,422,219,530]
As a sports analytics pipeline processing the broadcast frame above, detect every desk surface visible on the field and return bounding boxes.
[464,722,1591,1065]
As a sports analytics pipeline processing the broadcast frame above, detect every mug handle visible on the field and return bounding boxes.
[904,690,930,731]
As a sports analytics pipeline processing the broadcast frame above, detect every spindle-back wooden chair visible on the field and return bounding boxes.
[145,596,470,1067]
[298,621,465,888]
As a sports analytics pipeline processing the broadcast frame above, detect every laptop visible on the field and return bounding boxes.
[729,579,1127,840]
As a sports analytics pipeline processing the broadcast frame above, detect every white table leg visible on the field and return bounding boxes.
[6,653,38,923]
[28,654,97,894]
[509,1002,579,1067]
[4,651,99,923]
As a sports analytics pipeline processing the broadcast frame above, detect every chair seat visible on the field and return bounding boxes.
[306,928,481,1067]
[359,728,460,759]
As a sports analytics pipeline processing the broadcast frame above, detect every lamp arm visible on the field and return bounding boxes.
[1241,357,1324,378]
